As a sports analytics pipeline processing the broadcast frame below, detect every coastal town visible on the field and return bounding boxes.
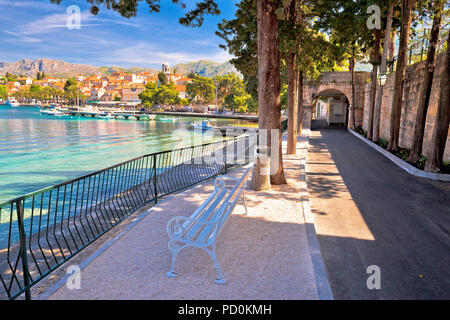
[0,62,194,109]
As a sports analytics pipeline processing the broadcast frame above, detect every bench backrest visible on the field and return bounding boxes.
[211,166,252,241]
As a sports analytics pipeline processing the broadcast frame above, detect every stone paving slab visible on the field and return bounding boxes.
[43,138,319,300]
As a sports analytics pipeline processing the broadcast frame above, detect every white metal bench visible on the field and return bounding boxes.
[166,166,252,284]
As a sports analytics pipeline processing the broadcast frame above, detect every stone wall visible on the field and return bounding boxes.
[361,52,449,161]
[301,61,449,162]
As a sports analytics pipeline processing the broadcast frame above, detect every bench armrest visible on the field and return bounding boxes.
[167,216,220,239]
[167,216,194,239]
[214,176,226,189]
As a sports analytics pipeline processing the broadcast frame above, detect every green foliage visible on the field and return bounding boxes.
[186,75,215,104]
[395,149,410,162]
[313,0,379,67]
[441,162,450,174]
[158,72,168,85]
[12,85,85,103]
[379,138,388,149]
[64,78,78,92]
[355,127,368,138]
[216,0,348,102]
[222,80,252,112]
[186,71,197,79]
[0,85,6,100]
[216,0,258,99]
[50,0,220,27]
[417,156,427,170]
[29,84,41,93]
[139,81,181,106]
[5,72,17,82]
[280,84,288,110]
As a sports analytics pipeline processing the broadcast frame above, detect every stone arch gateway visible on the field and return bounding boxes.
[301,71,370,129]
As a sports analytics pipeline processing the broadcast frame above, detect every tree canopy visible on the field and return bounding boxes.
[139,81,181,107]
[50,0,220,27]
[186,75,215,104]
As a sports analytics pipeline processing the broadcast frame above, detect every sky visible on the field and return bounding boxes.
[0,0,239,68]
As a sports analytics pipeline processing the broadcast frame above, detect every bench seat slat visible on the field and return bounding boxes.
[183,188,229,242]
[180,188,225,230]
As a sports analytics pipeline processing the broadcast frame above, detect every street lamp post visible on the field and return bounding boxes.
[378,73,387,87]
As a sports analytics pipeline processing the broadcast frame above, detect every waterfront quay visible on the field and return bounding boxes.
[147,111,258,122]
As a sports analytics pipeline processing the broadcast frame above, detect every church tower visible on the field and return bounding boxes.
[162,62,171,75]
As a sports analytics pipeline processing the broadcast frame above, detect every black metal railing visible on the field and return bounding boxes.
[0,135,255,300]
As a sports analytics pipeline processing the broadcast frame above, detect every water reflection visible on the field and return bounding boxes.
[0,106,254,202]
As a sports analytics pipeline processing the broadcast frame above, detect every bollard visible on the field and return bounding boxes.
[250,146,271,191]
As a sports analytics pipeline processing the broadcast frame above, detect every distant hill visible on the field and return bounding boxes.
[0,58,240,79]
[174,60,241,78]
[0,58,100,78]
[98,65,159,75]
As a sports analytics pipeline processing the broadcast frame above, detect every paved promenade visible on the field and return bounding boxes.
[39,137,321,300]
[306,125,450,299]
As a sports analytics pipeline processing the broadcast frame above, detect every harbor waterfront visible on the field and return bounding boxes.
[0,105,256,204]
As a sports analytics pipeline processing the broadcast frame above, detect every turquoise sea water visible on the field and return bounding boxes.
[0,105,253,204]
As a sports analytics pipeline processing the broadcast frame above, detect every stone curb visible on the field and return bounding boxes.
[299,129,334,300]
[348,129,450,182]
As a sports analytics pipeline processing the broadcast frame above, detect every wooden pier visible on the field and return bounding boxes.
[63,110,154,121]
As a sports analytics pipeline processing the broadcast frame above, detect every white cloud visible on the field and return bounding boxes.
[0,0,55,9]
[6,11,95,36]
[107,42,233,67]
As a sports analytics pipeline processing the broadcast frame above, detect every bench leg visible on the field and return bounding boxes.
[211,245,227,284]
[166,245,180,278]
[242,185,248,215]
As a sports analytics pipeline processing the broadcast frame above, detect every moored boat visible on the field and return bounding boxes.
[5,100,20,107]
[191,120,214,131]
[159,117,178,122]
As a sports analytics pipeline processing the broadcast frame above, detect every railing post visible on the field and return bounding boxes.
[223,141,228,175]
[16,200,31,300]
[153,154,158,204]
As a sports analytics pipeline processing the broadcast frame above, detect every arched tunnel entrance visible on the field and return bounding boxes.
[311,89,350,129]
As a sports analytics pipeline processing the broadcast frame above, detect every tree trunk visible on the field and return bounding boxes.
[297,70,304,133]
[367,29,381,140]
[349,56,356,129]
[389,30,396,73]
[425,33,450,173]
[373,3,394,142]
[388,0,415,152]
[287,53,298,154]
[408,0,444,164]
[256,0,287,185]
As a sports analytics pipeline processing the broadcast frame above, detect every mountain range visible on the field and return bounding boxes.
[0,58,240,79]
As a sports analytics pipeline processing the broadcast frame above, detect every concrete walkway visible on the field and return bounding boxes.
[40,137,320,300]
[306,125,450,299]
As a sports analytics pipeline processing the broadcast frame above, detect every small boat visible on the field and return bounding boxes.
[39,109,52,115]
[39,108,65,116]
[52,110,65,116]
[159,117,178,122]
[5,100,20,107]
[192,120,214,131]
